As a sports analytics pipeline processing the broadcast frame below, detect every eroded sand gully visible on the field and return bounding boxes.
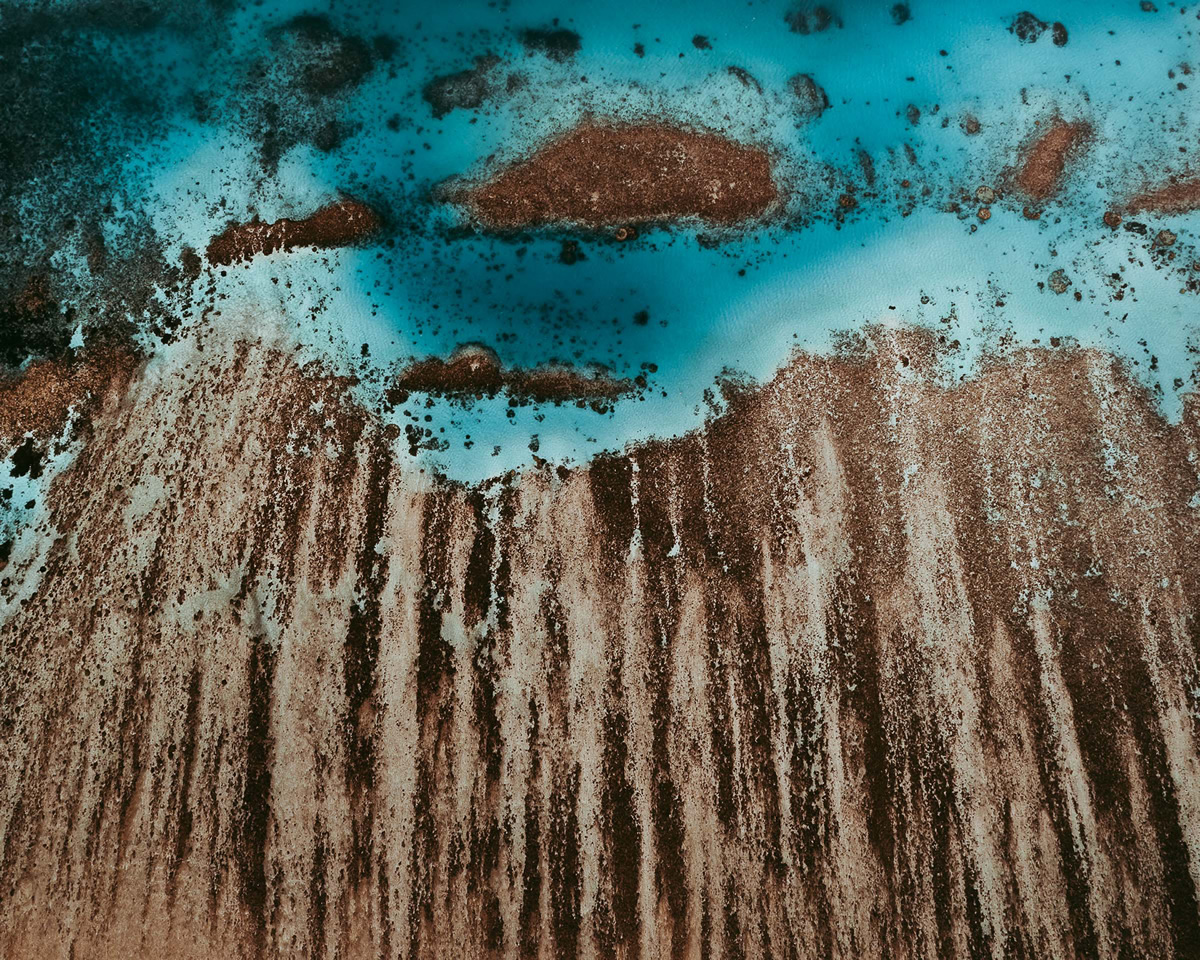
[1,324,1199,960]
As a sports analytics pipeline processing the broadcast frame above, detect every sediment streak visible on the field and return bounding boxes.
[1,325,1198,959]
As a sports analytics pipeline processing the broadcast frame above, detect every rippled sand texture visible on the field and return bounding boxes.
[2,326,1199,960]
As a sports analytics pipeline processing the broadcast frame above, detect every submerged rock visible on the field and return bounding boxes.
[518,26,581,61]
[0,275,73,368]
[1009,11,1048,43]
[789,72,830,118]
[387,342,635,409]
[1008,12,1068,46]
[277,14,375,96]
[558,238,585,264]
[727,65,763,93]
[784,3,842,34]
[422,55,501,119]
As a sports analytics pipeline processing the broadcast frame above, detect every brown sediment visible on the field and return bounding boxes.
[1125,177,1200,215]
[205,198,381,266]
[2,322,1200,959]
[1015,118,1093,201]
[456,122,778,230]
[386,343,636,409]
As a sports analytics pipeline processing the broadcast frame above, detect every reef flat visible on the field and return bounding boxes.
[1,323,1198,959]
[2,0,1200,957]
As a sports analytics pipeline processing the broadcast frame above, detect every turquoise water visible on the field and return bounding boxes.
[11,0,1200,480]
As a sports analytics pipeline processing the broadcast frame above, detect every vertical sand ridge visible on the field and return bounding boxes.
[0,324,1198,959]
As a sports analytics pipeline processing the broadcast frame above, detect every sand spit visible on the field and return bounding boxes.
[456,122,779,229]
[206,198,381,266]
[1,326,1199,959]
[387,343,635,410]
[1015,118,1092,201]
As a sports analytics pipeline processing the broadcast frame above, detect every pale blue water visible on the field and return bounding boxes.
[23,0,1200,480]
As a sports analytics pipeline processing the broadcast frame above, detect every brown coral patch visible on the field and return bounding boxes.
[1125,177,1200,216]
[456,122,778,229]
[1015,118,1092,201]
[387,343,636,409]
[206,198,381,266]
[0,345,140,444]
